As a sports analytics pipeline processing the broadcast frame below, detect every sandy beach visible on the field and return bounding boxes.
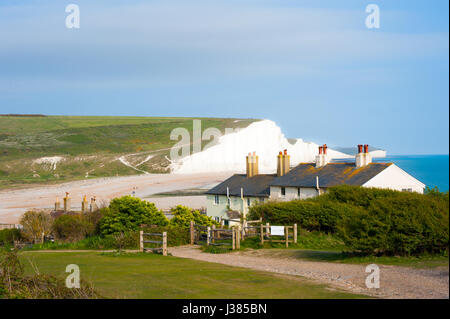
[0,172,233,224]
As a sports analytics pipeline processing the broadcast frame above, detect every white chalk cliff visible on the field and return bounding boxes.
[170,120,384,174]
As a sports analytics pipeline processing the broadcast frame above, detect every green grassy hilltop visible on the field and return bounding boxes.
[0,115,256,189]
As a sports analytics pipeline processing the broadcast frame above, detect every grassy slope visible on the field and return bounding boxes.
[0,116,256,189]
[20,251,366,299]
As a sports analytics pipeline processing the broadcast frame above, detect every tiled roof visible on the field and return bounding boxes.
[205,174,276,197]
[270,163,392,188]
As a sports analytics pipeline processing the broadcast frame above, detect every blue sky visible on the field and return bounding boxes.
[0,0,448,155]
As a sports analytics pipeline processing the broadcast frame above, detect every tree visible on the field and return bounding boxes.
[169,205,218,228]
[52,214,95,242]
[99,196,168,235]
[19,211,52,243]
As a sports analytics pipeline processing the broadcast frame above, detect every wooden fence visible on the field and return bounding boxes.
[139,230,167,256]
[260,223,297,247]
[190,221,240,250]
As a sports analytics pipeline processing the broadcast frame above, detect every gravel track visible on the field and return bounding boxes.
[170,246,449,299]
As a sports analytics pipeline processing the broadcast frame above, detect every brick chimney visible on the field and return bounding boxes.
[356,144,372,168]
[315,144,329,168]
[246,152,259,178]
[283,149,290,175]
[277,151,284,177]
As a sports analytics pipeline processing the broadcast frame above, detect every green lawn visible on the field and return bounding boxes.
[19,251,367,299]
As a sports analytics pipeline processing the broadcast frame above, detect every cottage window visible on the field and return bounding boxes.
[247,198,251,206]
[214,195,219,205]
[297,188,301,197]
[281,187,286,196]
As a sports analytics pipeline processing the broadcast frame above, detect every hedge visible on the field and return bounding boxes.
[248,185,449,256]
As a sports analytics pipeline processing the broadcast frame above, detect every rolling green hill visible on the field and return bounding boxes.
[0,116,256,189]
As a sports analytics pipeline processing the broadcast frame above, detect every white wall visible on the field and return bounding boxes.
[206,194,266,222]
[270,186,319,200]
[363,164,425,193]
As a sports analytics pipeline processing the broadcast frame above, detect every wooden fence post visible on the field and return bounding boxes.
[207,226,211,246]
[162,232,167,256]
[190,221,194,245]
[232,227,236,250]
[236,226,240,249]
[260,224,264,244]
[294,224,297,244]
[266,222,270,237]
[139,230,144,252]
[285,227,289,248]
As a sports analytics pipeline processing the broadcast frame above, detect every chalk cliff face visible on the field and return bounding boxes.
[170,120,384,174]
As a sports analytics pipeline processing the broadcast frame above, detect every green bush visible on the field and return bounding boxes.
[338,191,449,255]
[0,228,23,245]
[248,200,350,233]
[169,205,219,228]
[248,185,449,256]
[52,214,95,242]
[99,196,168,235]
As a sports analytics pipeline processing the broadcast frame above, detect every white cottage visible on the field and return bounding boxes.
[206,145,425,223]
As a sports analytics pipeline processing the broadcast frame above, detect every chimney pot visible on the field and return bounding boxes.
[364,144,369,153]
[284,149,287,155]
[323,144,327,155]
[319,146,323,154]
[358,145,363,154]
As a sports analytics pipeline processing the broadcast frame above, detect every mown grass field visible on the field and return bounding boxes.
[0,115,256,189]
[19,251,367,299]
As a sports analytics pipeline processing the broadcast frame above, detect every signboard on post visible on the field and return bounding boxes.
[270,226,285,236]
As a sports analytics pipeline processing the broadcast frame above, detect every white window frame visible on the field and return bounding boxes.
[214,194,219,205]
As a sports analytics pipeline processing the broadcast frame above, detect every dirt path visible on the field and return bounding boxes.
[170,246,449,299]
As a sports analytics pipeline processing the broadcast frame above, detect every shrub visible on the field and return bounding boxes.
[338,191,449,255]
[248,185,449,256]
[19,211,52,243]
[248,200,349,232]
[52,214,95,242]
[99,196,168,235]
[169,205,219,228]
[0,228,23,245]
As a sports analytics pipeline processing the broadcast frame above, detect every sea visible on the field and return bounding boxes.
[372,155,449,192]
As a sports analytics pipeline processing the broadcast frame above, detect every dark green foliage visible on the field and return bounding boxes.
[248,200,351,233]
[99,196,168,235]
[52,214,95,242]
[338,190,449,255]
[0,228,23,245]
[248,185,449,256]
